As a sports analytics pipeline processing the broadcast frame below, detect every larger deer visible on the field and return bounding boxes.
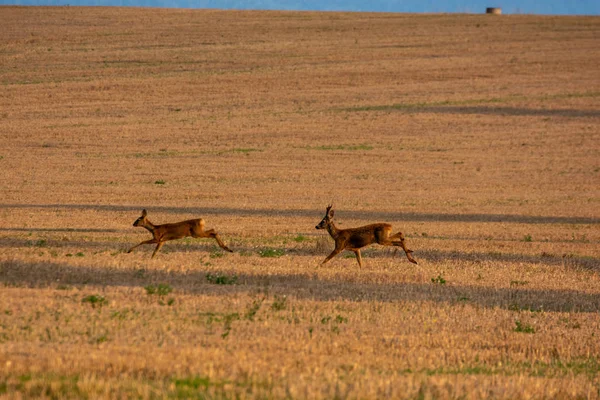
[315,204,417,267]
[127,209,233,258]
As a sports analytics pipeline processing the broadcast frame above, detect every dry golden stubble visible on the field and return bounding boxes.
[0,6,599,399]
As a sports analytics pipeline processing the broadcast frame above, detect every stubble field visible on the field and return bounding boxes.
[0,6,599,399]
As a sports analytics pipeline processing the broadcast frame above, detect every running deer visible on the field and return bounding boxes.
[315,204,418,267]
[127,209,233,258]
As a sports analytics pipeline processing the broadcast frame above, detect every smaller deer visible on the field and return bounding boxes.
[127,209,233,258]
[315,204,417,267]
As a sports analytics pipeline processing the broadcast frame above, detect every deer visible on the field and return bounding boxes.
[127,209,233,258]
[315,204,418,267]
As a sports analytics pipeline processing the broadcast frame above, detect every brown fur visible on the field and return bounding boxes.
[127,209,233,258]
[316,205,417,267]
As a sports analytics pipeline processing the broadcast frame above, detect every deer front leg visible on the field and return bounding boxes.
[151,241,165,258]
[128,239,157,254]
[321,247,343,265]
[353,249,363,268]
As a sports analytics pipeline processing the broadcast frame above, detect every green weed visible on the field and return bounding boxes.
[209,248,225,258]
[258,248,285,258]
[81,295,107,309]
[293,234,308,243]
[514,320,536,334]
[245,297,264,321]
[173,376,211,390]
[206,273,238,285]
[230,148,260,155]
[94,334,109,344]
[271,295,287,311]
[305,144,373,151]
[320,314,348,334]
[144,283,173,297]
[510,280,529,287]
[335,315,348,324]
[221,313,240,339]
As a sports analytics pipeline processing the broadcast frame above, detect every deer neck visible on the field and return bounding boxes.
[141,220,156,235]
[326,220,341,240]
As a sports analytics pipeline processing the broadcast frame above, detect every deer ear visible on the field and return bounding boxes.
[141,209,147,217]
[329,209,335,218]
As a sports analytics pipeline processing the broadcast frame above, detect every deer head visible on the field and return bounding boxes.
[133,209,149,227]
[315,204,334,230]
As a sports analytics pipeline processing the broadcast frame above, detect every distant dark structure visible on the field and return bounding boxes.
[486,7,502,14]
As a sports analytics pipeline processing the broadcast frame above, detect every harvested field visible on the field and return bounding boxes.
[0,6,599,399]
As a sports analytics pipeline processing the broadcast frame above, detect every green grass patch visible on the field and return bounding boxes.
[304,144,373,151]
[173,375,212,390]
[144,283,173,297]
[229,148,261,154]
[258,248,285,258]
[514,320,536,334]
[423,365,495,376]
[271,295,287,311]
[81,294,107,309]
[0,357,597,398]
[131,150,181,158]
[293,234,309,243]
[209,249,225,258]
[245,297,264,321]
[206,273,238,285]
[416,357,599,379]
[320,314,348,334]
[510,280,529,287]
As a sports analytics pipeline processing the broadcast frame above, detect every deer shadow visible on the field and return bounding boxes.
[1,236,597,275]
[1,258,598,314]
[2,203,599,225]
[0,228,121,233]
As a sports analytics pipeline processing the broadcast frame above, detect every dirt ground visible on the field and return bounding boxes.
[0,6,599,399]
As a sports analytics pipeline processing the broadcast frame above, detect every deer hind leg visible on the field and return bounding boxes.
[389,232,418,264]
[197,228,233,252]
[151,241,165,258]
[378,231,418,265]
[128,239,158,254]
